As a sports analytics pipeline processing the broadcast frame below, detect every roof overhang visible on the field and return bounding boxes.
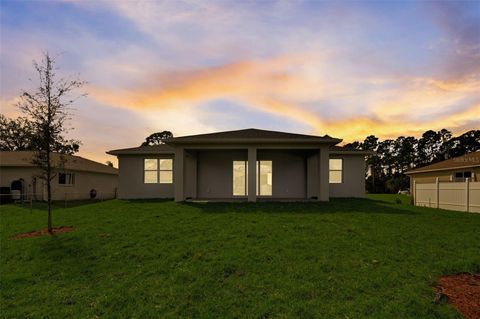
[106,149,174,156]
[164,137,342,145]
[404,164,480,175]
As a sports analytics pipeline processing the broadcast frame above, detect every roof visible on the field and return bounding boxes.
[0,151,118,175]
[405,151,480,175]
[165,128,342,144]
[329,145,374,155]
[107,144,175,156]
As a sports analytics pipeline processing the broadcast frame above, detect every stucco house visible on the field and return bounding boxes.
[0,151,118,201]
[405,151,480,212]
[405,151,480,184]
[107,128,371,202]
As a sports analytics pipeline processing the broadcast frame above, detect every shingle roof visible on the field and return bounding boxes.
[0,151,118,175]
[107,144,175,156]
[165,128,342,144]
[405,151,480,174]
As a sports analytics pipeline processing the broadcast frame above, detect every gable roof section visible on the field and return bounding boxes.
[0,151,118,175]
[405,151,480,174]
[165,128,342,144]
[107,144,175,156]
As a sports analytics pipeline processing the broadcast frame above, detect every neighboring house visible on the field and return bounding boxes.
[405,151,480,213]
[0,151,118,201]
[107,128,371,202]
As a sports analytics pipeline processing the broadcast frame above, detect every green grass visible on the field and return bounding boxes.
[1,195,479,318]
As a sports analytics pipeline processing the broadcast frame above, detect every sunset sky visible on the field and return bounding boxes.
[1,0,479,165]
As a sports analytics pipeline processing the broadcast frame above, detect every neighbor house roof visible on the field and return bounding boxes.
[107,144,175,156]
[164,128,342,144]
[0,151,118,175]
[405,151,480,175]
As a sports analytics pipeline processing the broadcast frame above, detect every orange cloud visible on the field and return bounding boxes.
[89,55,480,142]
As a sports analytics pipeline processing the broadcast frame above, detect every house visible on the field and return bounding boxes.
[107,128,371,202]
[405,151,480,212]
[0,151,118,201]
[405,151,480,184]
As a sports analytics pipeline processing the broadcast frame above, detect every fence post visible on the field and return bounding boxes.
[466,178,470,213]
[413,180,416,206]
[436,177,439,209]
[64,193,67,209]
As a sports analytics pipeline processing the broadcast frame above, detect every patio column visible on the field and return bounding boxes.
[174,147,185,202]
[248,147,257,202]
[318,146,329,201]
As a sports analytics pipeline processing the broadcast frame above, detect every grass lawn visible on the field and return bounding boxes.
[1,195,479,318]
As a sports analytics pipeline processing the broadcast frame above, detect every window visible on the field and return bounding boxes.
[232,160,272,196]
[329,159,343,183]
[454,171,472,182]
[233,161,248,196]
[144,159,173,184]
[257,161,272,196]
[159,159,173,183]
[59,172,75,185]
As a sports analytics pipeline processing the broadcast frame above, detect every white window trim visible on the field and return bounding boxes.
[257,160,273,197]
[144,158,173,184]
[232,160,273,197]
[58,172,75,187]
[159,159,173,184]
[329,158,343,184]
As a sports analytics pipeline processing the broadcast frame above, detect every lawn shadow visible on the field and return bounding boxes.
[182,197,419,216]
[123,198,173,204]
[36,234,101,284]
[10,199,116,212]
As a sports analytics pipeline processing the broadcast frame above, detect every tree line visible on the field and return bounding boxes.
[344,129,480,193]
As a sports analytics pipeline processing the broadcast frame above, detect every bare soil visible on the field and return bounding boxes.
[436,273,480,319]
[10,226,74,240]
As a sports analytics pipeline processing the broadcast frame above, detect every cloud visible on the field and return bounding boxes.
[2,0,479,164]
[89,53,480,142]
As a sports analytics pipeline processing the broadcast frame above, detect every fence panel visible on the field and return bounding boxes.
[469,182,480,213]
[414,180,479,213]
[438,182,466,211]
[415,183,437,208]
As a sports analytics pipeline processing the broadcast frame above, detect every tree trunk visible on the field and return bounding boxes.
[47,151,53,233]
[47,179,52,233]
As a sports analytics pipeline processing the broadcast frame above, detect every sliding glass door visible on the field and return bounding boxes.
[232,160,272,196]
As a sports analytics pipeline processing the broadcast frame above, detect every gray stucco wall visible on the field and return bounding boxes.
[117,155,174,199]
[195,149,308,199]
[196,150,246,199]
[114,150,366,200]
[328,154,366,198]
[258,150,306,199]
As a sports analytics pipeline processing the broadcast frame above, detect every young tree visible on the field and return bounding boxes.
[17,52,84,233]
[141,131,174,146]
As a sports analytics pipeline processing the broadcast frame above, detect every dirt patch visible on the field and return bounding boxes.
[436,273,480,319]
[10,226,74,240]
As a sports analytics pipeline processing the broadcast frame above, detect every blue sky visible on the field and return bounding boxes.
[1,0,479,164]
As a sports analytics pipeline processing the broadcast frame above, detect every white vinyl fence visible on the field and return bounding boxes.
[414,179,480,213]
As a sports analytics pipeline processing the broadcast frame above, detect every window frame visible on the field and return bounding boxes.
[143,158,173,184]
[454,171,473,182]
[329,158,343,184]
[257,160,273,197]
[232,160,273,197]
[159,159,173,184]
[58,172,75,186]
[232,160,248,197]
